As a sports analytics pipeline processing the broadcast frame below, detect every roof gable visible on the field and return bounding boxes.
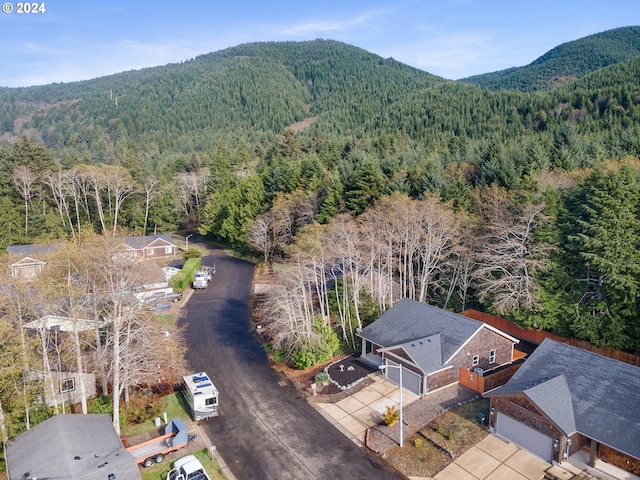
[526,375,576,433]
[123,234,175,250]
[401,334,443,373]
[486,339,640,459]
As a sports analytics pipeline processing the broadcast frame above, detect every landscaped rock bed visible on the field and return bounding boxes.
[324,354,377,391]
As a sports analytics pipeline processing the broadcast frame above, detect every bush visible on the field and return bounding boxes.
[414,437,423,448]
[314,372,329,384]
[123,395,162,424]
[290,320,342,370]
[183,247,203,260]
[291,348,316,370]
[382,405,399,426]
[88,395,113,415]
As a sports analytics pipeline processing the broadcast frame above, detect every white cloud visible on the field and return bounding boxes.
[278,7,394,37]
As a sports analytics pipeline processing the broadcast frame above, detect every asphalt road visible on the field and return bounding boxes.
[179,245,405,480]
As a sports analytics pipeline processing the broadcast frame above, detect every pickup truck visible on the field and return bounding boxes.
[125,417,190,467]
[192,271,209,289]
[167,455,211,480]
[192,263,215,289]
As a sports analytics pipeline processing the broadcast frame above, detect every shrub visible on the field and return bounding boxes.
[183,247,203,260]
[291,348,316,370]
[382,405,399,426]
[88,395,113,415]
[314,372,329,384]
[414,437,423,448]
[123,395,163,424]
[290,320,342,370]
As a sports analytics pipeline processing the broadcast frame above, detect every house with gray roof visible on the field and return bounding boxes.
[484,338,640,474]
[358,298,520,396]
[5,413,141,480]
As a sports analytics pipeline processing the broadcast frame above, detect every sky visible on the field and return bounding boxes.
[0,0,638,88]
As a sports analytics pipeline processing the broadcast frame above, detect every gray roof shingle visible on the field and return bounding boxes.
[5,414,141,480]
[485,338,640,460]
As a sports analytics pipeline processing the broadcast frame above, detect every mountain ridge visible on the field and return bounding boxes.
[460,26,640,91]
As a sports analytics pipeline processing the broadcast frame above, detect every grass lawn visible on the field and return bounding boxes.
[121,393,191,437]
[140,448,228,480]
[154,313,177,329]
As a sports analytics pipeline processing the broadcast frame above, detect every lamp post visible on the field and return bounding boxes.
[379,362,403,447]
[185,233,193,251]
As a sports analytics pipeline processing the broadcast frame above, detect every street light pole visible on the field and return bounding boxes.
[185,233,193,251]
[379,362,403,447]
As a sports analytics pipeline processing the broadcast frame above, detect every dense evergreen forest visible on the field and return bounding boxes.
[461,26,640,91]
[2,31,640,357]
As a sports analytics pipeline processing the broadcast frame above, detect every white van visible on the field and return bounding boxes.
[182,372,219,421]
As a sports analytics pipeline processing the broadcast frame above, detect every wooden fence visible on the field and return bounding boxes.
[459,361,525,394]
[462,309,640,367]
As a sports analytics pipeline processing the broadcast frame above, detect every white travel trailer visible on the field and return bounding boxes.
[182,372,219,421]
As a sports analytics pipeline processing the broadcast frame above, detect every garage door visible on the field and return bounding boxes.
[496,412,553,462]
[384,360,422,396]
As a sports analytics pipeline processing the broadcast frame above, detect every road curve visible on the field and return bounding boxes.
[179,246,405,480]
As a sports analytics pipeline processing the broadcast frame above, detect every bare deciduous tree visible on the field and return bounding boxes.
[472,186,553,315]
[12,166,38,235]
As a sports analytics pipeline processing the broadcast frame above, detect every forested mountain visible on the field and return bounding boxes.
[1,33,640,357]
[460,26,640,91]
[0,40,444,164]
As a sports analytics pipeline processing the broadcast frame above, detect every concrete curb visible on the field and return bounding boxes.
[193,422,238,480]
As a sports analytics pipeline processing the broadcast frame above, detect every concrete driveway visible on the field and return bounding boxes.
[434,435,553,480]
[314,372,419,446]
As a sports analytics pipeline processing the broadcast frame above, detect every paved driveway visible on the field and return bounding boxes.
[180,245,405,480]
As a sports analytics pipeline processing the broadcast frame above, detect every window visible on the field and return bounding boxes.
[472,355,479,366]
[205,396,217,406]
[165,246,172,254]
[489,349,496,364]
[60,378,75,393]
[147,248,154,256]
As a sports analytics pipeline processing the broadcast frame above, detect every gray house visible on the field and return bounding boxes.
[484,338,640,474]
[5,414,141,480]
[358,298,519,396]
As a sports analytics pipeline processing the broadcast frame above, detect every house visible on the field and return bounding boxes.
[357,298,520,396]
[7,235,177,278]
[23,315,102,408]
[7,242,61,278]
[5,414,141,480]
[117,234,177,261]
[484,338,640,474]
